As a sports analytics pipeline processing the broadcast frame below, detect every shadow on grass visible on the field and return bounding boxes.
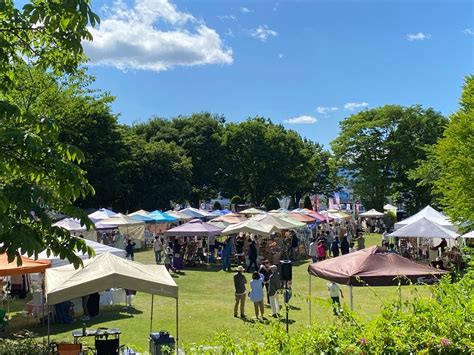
[15,307,139,338]
[278,318,296,325]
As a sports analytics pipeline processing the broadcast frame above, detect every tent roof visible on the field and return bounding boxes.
[461,231,474,239]
[97,213,145,227]
[45,253,177,305]
[359,209,385,217]
[37,238,126,268]
[165,210,193,221]
[251,214,306,230]
[211,214,247,224]
[53,218,87,232]
[128,209,149,216]
[147,210,177,223]
[394,205,455,231]
[179,207,208,219]
[238,208,266,215]
[308,246,447,286]
[0,254,51,276]
[164,219,223,237]
[384,204,397,210]
[288,213,317,223]
[222,219,277,237]
[88,208,118,222]
[388,217,459,239]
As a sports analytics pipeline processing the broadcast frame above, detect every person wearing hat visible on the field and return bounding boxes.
[268,265,281,317]
[233,265,247,318]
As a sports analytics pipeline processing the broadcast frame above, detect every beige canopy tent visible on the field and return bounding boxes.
[222,219,277,237]
[251,214,306,230]
[98,213,146,244]
[45,253,178,344]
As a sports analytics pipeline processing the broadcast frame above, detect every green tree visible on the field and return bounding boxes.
[411,76,474,229]
[133,113,225,206]
[221,117,290,206]
[0,0,99,265]
[119,132,192,211]
[7,65,128,210]
[331,105,447,212]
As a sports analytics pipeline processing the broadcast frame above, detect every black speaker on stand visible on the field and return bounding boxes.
[279,260,292,333]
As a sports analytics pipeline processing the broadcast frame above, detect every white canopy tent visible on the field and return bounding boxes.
[394,205,456,232]
[52,218,96,241]
[359,209,385,218]
[461,231,474,239]
[37,238,126,268]
[222,219,277,237]
[251,214,306,230]
[88,208,118,223]
[45,253,179,345]
[389,217,459,240]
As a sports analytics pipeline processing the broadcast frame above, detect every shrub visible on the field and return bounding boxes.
[213,201,222,210]
[303,196,312,210]
[0,331,47,355]
[230,195,242,205]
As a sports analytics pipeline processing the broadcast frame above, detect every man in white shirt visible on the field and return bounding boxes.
[153,236,163,264]
[327,281,344,315]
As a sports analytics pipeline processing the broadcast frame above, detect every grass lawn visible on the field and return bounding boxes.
[4,233,430,352]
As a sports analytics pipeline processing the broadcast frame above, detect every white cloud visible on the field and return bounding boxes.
[240,7,253,13]
[251,25,278,42]
[406,32,431,41]
[278,53,284,59]
[218,14,236,22]
[344,102,369,111]
[84,0,233,72]
[464,28,474,36]
[284,115,317,124]
[316,106,338,114]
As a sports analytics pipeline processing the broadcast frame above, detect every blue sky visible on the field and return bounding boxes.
[84,0,473,148]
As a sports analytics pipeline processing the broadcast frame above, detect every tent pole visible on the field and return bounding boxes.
[308,273,312,325]
[349,285,354,311]
[150,294,154,334]
[47,305,50,346]
[175,298,179,354]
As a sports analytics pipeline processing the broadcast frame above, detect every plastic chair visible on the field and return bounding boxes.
[0,309,8,331]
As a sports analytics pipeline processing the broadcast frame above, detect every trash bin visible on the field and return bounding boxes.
[149,331,175,355]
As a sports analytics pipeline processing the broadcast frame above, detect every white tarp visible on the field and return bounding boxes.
[37,238,126,268]
[45,252,178,305]
[222,219,277,237]
[394,205,456,231]
[388,217,459,239]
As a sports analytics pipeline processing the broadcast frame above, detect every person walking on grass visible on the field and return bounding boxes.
[153,236,163,264]
[249,271,265,320]
[125,239,136,261]
[327,281,344,315]
[309,238,318,263]
[233,265,247,318]
[259,260,272,304]
[268,265,281,317]
[222,237,232,271]
[331,236,340,257]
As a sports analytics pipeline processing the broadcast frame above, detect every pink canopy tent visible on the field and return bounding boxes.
[164,219,223,237]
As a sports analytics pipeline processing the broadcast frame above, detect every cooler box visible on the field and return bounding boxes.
[149,331,175,355]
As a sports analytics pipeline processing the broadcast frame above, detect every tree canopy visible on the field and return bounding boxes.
[411,76,474,229]
[331,105,447,212]
[0,0,99,265]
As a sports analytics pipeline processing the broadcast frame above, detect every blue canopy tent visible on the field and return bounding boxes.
[148,210,177,223]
